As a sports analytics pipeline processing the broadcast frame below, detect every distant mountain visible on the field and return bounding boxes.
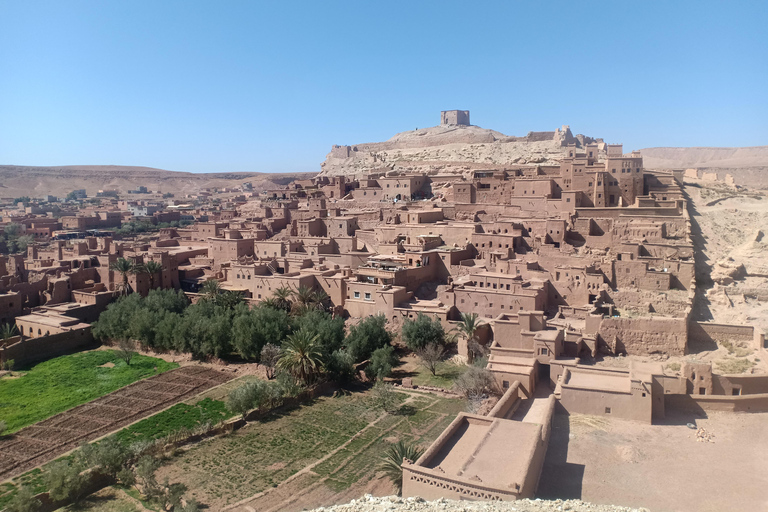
[0,165,315,198]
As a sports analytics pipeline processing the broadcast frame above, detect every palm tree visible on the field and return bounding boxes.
[291,285,315,307]
[143,260,163,290]
[276,328,323,385]
[0,323,19,341]
[378,441,425,495]
[290,285,317,315]
[272,286,293,312]
[200,279,222,299]
[453,312,484,363]
[109,257,135,295]
[311,289,330,311]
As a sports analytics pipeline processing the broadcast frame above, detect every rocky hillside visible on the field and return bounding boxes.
[310,495,648,512]
[0,165,314,199]
[318,124,589,179]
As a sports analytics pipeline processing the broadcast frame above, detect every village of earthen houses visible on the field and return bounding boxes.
[0,111,766,512]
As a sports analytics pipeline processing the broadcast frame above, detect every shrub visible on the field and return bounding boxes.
[260,343,282,379]
[366,345,398,381]
[4,485,41,512]
[80,436,131,479]
[325,349,355,383]
[370,380,400,414]
[44,459,89,504]
[453,365,496,399]
[116,338,136,365]
[401,314,445,350]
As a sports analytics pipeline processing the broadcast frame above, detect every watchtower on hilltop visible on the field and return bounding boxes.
[441,110,470,126]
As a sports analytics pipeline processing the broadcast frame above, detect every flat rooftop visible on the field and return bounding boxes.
[423,415,540,490]
[564,369,630,393]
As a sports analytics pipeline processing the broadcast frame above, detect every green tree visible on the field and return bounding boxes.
[345,314,392,362]
[232,306,291,360]
[378,441,425,495]
[292,310,345,359]
[401,314,445,350]
[277,328,324,385]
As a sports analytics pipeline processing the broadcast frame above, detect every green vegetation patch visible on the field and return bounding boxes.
[114,398,233,445]
[156,390,465,507]
[410,360,464,388]
[0,350,177,432]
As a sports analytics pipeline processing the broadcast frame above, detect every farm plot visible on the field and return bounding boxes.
[156,390,465,511]
[0,366,233,482]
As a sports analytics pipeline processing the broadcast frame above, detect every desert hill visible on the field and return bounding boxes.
[639,146,768,188]
[0,165,315,199]
[318,124,590,179]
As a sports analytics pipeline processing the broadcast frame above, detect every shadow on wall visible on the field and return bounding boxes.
[683,189,714,324]
[535,409,585,500]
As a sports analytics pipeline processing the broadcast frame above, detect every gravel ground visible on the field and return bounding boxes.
[311,495,649,512]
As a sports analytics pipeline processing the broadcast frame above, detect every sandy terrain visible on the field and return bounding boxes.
[686,179,768,359]
[0,165,313,198]
[538,411,768,512]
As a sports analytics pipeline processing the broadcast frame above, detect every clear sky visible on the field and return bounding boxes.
[1,0,766,173]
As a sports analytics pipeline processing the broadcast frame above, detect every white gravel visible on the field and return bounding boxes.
[311,495,649,512]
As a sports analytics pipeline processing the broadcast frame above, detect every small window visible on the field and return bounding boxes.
[364,292,371,300]
[605,407,611,414]
[354,291,360,298]
[502,380,510,389]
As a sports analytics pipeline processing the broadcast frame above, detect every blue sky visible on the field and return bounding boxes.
[1,0,766,173]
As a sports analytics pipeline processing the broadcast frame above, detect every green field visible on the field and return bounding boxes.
[114,398,234,446]
[0,350,177,433]
[156,389,466,509]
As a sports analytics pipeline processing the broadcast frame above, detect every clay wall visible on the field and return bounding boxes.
[0,327,95,367]
[487,381,523,419]
[598,315,688,355]
[557,367,652,423]
[345,283,409,318]
[665,393,768,413]
[688,321,762,349]
[0,292,23,324]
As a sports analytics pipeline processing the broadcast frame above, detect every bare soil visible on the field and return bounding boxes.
[0,367,233,482]
[538,411,768,512]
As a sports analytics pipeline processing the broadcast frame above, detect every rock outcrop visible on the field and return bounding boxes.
[319,124,595,179]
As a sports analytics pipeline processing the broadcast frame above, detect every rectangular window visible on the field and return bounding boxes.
[364,292,371,300]
[354,291,360,298]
